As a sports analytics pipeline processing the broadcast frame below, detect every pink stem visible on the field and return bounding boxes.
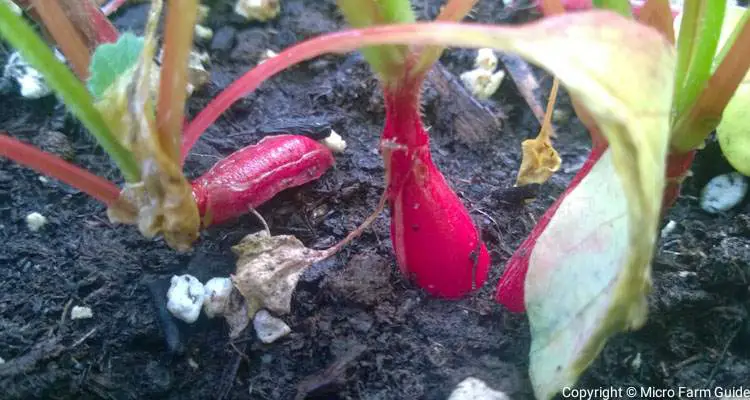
[101,0,128,17]
[181,19,571,163]
[0,133,121,205]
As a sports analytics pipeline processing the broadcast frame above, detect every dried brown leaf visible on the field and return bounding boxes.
[231,231,327,316]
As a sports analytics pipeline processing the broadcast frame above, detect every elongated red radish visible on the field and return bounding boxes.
[383,86,490,299]
[191,134,335,226]
[495,144,606,312]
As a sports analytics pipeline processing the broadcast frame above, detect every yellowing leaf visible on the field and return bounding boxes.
[420,11,673,399]
[491,14,674,400]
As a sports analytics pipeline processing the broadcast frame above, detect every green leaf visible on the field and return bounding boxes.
[716,6,750,176]
[87,32,144,98]
[717,75,750,175]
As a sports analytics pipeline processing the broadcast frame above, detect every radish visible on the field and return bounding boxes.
[191,134,336,226]
[382,85,490,298]
[2,132,336,231]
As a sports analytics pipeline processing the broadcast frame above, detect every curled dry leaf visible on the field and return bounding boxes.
[515,78,561,187]
[231,231,327,317]
[103,0,200,251]
[515,137,561,187]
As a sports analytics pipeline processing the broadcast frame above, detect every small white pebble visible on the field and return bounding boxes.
[197,4,211,23]
[631,352,642,370]
[4,52,53,99]
[460,68,505,100]
[660,220,677,238]
[187,357,199,370]
[257,49,278,65]
[678,271,696,278]
[25,212,47,232]
[194,25,213,42]
[253,309,291,344]
[70,305,93,320]
[447,377,510,400]
[167,274,205,323]
[38,176,48,184]
[474,48,498,71]
[203,277,233,319]
[321,130,346,154]
[234,0,280,21]
[0,356,5,364]
[700,172,748,213]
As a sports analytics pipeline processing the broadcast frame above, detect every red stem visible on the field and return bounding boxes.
[84,0,120,44]
[101,0,128,17]
[0,133,121,205]
[179,22,520,163]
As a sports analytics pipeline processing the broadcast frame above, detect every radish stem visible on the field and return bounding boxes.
[0,133,121,205]
[158,0,199,162]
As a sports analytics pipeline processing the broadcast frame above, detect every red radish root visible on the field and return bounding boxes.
[383,85,490,299]
[191,135,335,226]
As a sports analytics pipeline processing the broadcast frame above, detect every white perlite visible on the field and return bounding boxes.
[460,48,505,100]
[253,309,291,344]
[700,172,748,213]
[4,52,53,99]
[70,306,93,320]
[660,220,677,238]
[447,377,510,400]
[203,277,233,319]
[167,275,205,323]
[234,0,280,21]
[474,48,498,71]
[25,212,47,232]
[194,25,214,42]
[321,130,347,154]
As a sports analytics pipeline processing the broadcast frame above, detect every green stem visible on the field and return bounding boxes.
[0,2,140,182]
[713,5,750,69]
[672,0,725,124]
[336,0,415,85]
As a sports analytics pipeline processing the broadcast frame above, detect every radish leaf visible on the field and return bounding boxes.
[473,11,674,399]
[715,5,750,176]
[87,32,144,98]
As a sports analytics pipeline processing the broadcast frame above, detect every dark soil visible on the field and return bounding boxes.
[1,1,749,399]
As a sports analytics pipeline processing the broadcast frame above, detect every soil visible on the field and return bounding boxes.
[1,1,749,399]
